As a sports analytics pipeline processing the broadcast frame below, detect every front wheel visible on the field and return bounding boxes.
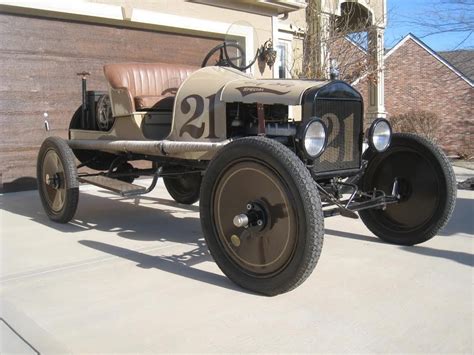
[200,137,324,296]
[359,133,456,245]
[37,137,79,223]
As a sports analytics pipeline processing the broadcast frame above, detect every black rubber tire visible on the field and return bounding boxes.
[359,133,456,245]
[69,106,117,171]
[37,136,79,223]
[163,170,202,205]
[200,137,324,296]
[113,162,137,184]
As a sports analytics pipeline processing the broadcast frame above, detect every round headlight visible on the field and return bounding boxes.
[369,118,392,152]
[301,118,327,159]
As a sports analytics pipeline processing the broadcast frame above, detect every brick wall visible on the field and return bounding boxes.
[355,37,473,156]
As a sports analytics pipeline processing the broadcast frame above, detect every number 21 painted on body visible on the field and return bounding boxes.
[179,94,218,139]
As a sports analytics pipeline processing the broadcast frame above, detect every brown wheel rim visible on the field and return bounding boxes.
[212,159,298,276]
[41,149,66,213]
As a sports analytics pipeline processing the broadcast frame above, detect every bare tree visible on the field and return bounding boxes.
[390,110,442,144]
[408,0,473,49]
[290,0,382,82]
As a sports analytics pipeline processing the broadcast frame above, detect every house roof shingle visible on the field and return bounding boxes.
[438,50,474,82]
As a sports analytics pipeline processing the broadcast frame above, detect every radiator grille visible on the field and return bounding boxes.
[312,99,362,174]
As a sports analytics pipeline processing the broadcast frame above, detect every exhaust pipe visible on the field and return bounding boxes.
[67,139,231,156]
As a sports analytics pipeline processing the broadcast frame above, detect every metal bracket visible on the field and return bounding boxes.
[257,103,266,136]
[321,178,401,218]
[316,182,359,219]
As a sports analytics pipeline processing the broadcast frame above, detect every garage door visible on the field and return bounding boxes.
[0,13,222,192]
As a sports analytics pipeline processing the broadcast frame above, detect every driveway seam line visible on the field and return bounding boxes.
[1,317,41,355]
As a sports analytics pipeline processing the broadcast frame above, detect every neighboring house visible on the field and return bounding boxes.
[354,33,473,156]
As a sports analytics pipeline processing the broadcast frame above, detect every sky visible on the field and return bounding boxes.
[385,0,473,51]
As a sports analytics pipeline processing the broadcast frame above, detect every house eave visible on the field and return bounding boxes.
[187,0,306,16]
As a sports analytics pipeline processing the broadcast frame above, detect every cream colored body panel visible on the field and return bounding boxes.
[69,67,326,161]
[109,87,135,117]
[69,66,247,160]
[70,114,146,141]
[221,79,329,105]
[165,66,249,159]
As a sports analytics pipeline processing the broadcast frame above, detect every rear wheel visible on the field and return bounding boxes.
[111,162,137,184]
[200,137,324,295]
[163,168,202,205]
[37,137,79,223]
[359,133,456,245]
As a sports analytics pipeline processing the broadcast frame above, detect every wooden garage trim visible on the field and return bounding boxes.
[0,1,255,52]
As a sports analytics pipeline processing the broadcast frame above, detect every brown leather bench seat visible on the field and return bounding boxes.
[103,62,197,113]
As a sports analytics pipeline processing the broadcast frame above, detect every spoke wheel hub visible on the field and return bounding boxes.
[45,173,61,189]
[42,149,67,213]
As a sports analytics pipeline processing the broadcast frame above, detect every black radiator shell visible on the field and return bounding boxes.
[301,81,364,176]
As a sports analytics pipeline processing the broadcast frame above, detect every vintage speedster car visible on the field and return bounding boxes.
[37,43,456,295]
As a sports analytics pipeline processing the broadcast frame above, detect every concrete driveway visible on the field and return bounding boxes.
[1,176,473,353]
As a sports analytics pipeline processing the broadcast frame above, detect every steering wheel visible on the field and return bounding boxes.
[201,42,258,71]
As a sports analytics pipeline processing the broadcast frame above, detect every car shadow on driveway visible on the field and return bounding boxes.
[438,197,473,236]
[325,229,473,267]
[98,189,201,213]
[399,245,473,267]
[325,228,383,243]
[2,189,255,293]
[78,239,254,294]
[2,189,202,242]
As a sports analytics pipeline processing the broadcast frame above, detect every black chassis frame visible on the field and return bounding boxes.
[313,161,400,219]
[75,150,400,221]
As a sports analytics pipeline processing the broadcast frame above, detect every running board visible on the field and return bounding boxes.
[79,176,147,197]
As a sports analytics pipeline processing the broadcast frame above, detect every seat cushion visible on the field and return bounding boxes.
[103,62,196,113]
[104,62,197,98]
